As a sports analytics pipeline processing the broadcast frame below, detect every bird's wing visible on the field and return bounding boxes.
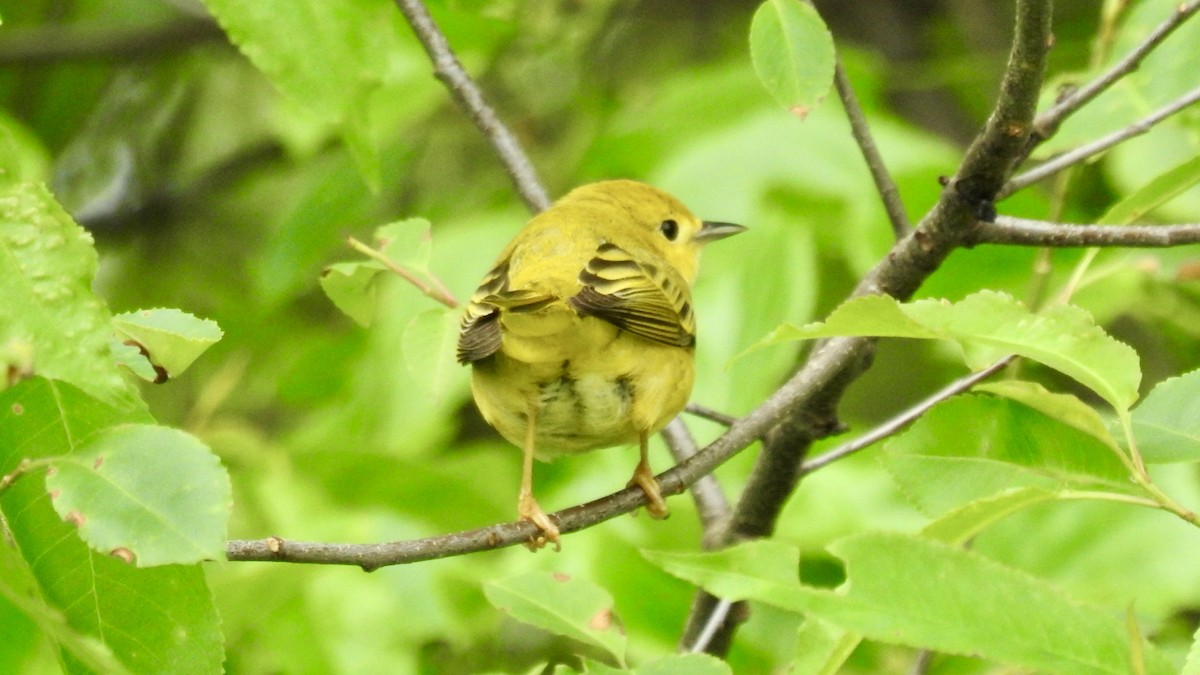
[568,242,695,348]
[456,259,557,364]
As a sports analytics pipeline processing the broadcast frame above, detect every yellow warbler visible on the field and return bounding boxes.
[456,180,744,549]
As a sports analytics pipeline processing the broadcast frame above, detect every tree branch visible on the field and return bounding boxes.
[0,17,227,65]
[798,356,1015,476]
[969,216,1200,247]
[834,60,911,239]
[661,417,732,542]
[684,402,737,427]
[685,0,1054,654]
[392,0,551,213]
[1002,85,1200,198]
[1027,0,1200,150]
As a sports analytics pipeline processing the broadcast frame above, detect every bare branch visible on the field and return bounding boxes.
[392,0,551,213]
[691,0,1054,654]
[1029,0,1200,148]
[0,17,226,65]
[227,391,778,568]
[834,60,911,239]
[661,417,732,540]
[1003,85,1200,198]
[969,216,1200,247]
[684,402,737,427]
[798,357,1014,476]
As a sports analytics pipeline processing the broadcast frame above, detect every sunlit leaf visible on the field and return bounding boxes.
[974,380,1124,453]
[320,261,386,327]
[749,0,835,117]
[45,424,232,566]
[111,309,223,380]
[401,308,459,400]
[1099,154,1200,225]
[756,291,1141,411]
[882,395,1132,518]
[920,487,1060,545]
[0,378,223,671]
[0,182,135,404]
[648,535,1173,674]
[1131,369,1200,463]
[484,572,627,665]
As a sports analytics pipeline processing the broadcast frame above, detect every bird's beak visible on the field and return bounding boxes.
[695,221,747,242]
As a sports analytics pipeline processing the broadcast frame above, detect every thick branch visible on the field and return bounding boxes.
[969,216,1200,247]
[392,0,551,213]
[1002,85,1200,198]
[0,17,226,65]
[687,0,1054,654]
[1028,0,1200,148]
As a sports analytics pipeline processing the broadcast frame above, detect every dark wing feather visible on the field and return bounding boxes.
[568,243,695,348]
[457,259,558,363]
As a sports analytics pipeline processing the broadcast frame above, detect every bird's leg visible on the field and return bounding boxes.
[628,431,669,519]
[518,402,561,551]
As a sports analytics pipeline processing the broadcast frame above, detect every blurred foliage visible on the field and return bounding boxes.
[1,0,1200,673]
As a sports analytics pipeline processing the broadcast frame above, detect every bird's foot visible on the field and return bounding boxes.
[518,492,561,552]
[628,461,670,520]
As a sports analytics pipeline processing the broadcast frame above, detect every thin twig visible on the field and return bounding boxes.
[970,216,1200,247]
[661,417,732,540]
[686,599,733,654]
[684,403,738,427]
[798,357,1014,476]
[0,17,226,65]
[227,382,782,568]
[833,60,911,239]
[346,236,459,308]
[1028,0,1200,148]
[1003,85,1200,198]
[392,0,551,213]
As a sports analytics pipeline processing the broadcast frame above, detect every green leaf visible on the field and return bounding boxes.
[44,424,231,567]
[0,182,136,405]
[320,261,386,327]
[1130,369,1200,463]
[649,535,1173,675]
[634,653,732,675]
[0,542,131,674]
[792,618,859,675]
[758,291,1141,411]
[402,309,460,400]
[749,0,835,117]
[484,572,627,665]
[198,0,417,185]
[882,395,1132,517]
[975,380,1124,453]
[1183,621,1200,675]
[641,539,800,599]
[0,378,223,671]
[111,309,223,380]
[1099,154,1200,225]
[920,487,1060,545]
[375,218,434,273]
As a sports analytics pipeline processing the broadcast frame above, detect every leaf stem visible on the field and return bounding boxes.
[346,236,459,309]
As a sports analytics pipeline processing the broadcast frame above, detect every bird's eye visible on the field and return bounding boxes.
[659,219,679,241]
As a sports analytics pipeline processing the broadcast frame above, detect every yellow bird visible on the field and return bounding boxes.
[456,180,744,549]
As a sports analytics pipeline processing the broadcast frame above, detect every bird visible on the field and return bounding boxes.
[456,180,744,550]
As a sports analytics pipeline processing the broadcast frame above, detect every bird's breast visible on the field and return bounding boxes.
[469,317,694,460]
